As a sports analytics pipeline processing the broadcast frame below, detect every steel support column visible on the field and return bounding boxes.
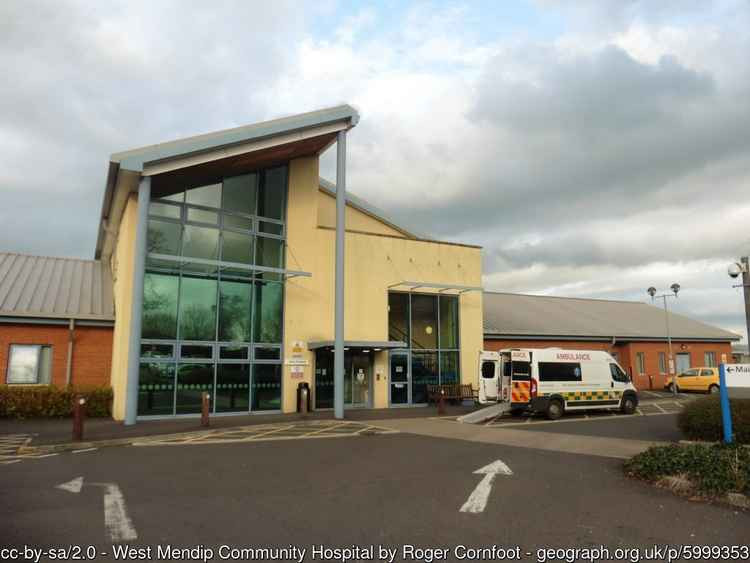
[334,131,347,419]
[124,176,151,425]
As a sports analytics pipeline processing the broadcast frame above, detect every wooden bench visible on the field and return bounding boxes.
[427,384,477,405]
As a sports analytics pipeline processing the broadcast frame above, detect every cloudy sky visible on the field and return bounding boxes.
[1,0,748,342]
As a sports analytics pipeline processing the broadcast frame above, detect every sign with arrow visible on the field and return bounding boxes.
[57,477,137,542]
[460,460,513,514]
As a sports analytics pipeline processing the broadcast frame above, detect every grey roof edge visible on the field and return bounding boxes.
[318,178,427,240]
[484,332,740,342]
[112,104,360,172]
[482,290,639,305]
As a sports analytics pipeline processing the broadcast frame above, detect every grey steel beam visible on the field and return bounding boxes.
[124,176,151,425]
[334,131,347,419]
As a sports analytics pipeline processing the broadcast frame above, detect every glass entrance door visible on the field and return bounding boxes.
[350,352,371,407]
[389,351,409,405]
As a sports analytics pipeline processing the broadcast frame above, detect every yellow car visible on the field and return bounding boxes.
[664,367,720,394]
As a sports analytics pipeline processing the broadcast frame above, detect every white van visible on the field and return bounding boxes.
[478,348,638,419]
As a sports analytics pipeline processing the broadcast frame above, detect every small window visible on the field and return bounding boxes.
[538,362,582,382]
[255,346,281,361]
[701,369,714,376]
[220,345,249,360]
[481,361,495,379]
[681,368,700,377]
[636,352,646,374]
[186,183,221,208]
[610,364,629,382]
[140,343,174,359]
[704,352,716,367]
[658,352,667,374]
[180,344,214,360]
[6,345,52,384]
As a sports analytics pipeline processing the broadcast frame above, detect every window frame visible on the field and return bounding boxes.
[636,352,646,375]
[6,344,53,385]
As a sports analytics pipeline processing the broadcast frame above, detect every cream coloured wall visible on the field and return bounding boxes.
[109,194,138,421]
[284,157,483,413]
[317,189,409,238]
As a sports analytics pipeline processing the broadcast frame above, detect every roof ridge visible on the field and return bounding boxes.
[482,290,641,304]
[0,251,102,265]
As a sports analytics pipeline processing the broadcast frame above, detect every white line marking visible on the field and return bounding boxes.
[2,459,21,465]
[57,476,84,493]
[33,453,59,458]
[460,460,513,514]
[72,448,98,454]
[102,483,138,542]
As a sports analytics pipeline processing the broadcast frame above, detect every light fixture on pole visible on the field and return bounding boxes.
[727,257,750,352]
[648,284,681,397]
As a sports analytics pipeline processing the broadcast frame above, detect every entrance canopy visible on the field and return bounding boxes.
[307,340,407,351]
[388,281,483,294]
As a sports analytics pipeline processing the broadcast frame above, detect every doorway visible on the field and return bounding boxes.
[314,349,373,409]
[389,350,409,405]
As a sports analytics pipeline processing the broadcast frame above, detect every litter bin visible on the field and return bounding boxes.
[297,382,311,413]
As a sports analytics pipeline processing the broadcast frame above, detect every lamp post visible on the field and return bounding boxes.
[727,257,750,351]
[647,283,681,397]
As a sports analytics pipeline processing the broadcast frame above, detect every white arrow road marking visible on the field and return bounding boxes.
[57,477,137,541]
[460,460,513,514]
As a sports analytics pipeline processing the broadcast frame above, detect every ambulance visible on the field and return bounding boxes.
[478,348,639,419]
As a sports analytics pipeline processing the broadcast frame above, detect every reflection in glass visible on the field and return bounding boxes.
[215,364,250,413]
[258,167,286,220]
[162,191,184,203]
[176,363,214,414]
[254,281,282,343]
[185,183,221,207]
[411,351,438,404]
[142,273,179,339]
[388,293,409,343]
[254,346,280,360]
[7,345,39,384]
[255,237,284,269]
[147,220,181,256]
[223,173,257,214]
[220,346,248,360]
[187,208,218,224]
[140,343,173,358]
[138,363,175,416]
[439,296,459,349]
[221,231,253,264]
[149,202,181,219]
[252,364,281,410]
[258,221,283,235]
[180,344,213,359]
[179,276,217,341]
[218,280,252,342]
[314,350,334,409]
[182,225,219,260]
[439,351,459,384]
[224,214,253,231]
[411,294,437,349]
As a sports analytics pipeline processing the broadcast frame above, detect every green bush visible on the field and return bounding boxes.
[0,385,113,419]
[624,443,749,495]
[678,396,750,444]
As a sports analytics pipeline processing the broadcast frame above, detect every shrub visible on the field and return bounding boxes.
[624,443,750,495]
[678,396,750,444]
[0,385,113,419]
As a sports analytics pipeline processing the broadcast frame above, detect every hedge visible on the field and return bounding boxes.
[624,443,749,496]
[677,396,750,444]
[0,385,113,419]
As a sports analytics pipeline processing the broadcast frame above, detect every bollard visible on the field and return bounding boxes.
[437,389,446,416]
[201,392,211,427]
[72,395,86,441]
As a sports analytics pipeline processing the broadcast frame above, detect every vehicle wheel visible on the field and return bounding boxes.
[546,399,564,420]
[620,394,637,415]
[666,382,680,393]
[708,384,719,395]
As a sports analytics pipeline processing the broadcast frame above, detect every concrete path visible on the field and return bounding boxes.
[371,416,664,459]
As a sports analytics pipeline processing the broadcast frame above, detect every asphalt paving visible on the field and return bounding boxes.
[2,429,747,562]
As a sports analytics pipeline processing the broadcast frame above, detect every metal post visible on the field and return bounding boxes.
[124,176,151,425]
[719,364,733,444]
[334,131,347,420]
[72,395,86,441]
[65,318,75,385]
[742,256,750,347]
[201,392,211,427]
[663,295,676,397]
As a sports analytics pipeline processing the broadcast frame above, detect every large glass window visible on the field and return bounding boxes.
[139,165,287,417]
[387,292,461,404]
[178,276,217,341]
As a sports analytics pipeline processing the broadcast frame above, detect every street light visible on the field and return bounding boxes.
[727,256,750,355]
[648,284,681,397]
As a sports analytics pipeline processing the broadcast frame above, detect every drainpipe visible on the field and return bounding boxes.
[65,318,75,386]
[124,176,151,425]
[334,131,347,420]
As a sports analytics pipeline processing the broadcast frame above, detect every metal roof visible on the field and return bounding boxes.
[483,292,740,342]
[112,105,360,173]
[0,253,114,322]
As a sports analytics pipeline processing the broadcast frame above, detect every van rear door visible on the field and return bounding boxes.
[510,350,532,407]
[479,355,499,403]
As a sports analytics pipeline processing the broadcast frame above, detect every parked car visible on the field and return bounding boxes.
[664,367,720,394]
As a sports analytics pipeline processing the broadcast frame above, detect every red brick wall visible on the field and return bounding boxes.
[0,323,113,387]
[483,338,733,391]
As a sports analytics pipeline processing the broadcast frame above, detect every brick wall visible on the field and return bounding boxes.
[483,338,733,391]
[0,323,113,387]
